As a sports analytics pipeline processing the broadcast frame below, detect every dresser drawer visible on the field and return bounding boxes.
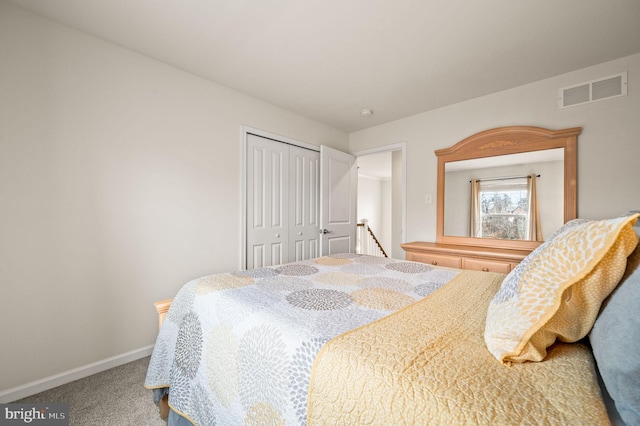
[402,242,530,275]
[406,252,462,268]
[462,258,511,274]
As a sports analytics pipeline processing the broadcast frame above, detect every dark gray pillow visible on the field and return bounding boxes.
[590,223,640,425]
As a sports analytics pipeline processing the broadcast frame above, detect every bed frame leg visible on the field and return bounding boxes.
[153,299,172,420]
[159,394,169,420]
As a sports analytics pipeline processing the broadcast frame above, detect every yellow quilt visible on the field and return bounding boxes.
[308,270,610,425]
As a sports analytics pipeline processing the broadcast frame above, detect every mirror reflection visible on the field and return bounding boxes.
[443,149,564,241]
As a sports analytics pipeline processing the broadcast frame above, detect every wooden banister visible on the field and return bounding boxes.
[357,222,388,257]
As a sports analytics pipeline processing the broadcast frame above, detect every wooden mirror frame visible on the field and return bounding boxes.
[435,126,580,251]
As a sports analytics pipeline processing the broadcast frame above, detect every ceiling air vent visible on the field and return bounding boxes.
[558,71,627,108]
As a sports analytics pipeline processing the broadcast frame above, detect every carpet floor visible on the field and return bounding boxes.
[13,356,166,425]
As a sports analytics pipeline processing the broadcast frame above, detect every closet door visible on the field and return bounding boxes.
[289,146,320,262]
[246,134,289,268]
[245,132,354,269]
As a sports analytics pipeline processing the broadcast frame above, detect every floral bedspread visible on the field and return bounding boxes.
[144,254,459,425]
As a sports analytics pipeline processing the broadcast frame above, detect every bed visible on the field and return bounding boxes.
[145,212,640,425]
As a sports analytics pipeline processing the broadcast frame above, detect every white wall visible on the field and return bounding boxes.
[0,2,347,396]
[356,176,382,232]
[349,53,640,244]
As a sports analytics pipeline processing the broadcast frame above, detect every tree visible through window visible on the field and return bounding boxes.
[478,177,529,240]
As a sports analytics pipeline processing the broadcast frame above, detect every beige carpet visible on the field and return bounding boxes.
[13,356,166,426]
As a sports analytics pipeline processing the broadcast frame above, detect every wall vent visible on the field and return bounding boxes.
[558,71,627,108]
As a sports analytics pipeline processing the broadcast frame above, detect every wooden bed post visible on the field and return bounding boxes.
[154,299,172,330]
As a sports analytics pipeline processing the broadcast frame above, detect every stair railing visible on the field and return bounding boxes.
[356,219,388,257]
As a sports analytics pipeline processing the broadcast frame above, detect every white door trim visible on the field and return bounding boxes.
[352,142,407,247]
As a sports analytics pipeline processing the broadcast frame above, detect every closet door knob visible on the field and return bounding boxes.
[275,234,280,238]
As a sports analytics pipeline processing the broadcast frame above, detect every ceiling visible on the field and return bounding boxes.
[8,0,640,132]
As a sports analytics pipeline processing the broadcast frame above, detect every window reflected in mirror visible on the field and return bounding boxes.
[471,175,541,241]
[443,149,564,241]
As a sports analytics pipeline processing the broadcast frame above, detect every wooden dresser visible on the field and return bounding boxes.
[403,126,578,276]
[401,241,532,273]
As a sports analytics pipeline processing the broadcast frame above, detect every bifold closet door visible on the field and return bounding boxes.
[246,135,321,269]
[246,135,289,268]
[289,145,320,262]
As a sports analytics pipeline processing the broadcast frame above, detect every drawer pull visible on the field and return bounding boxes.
[482,267,489,272]
[432,261,438,265]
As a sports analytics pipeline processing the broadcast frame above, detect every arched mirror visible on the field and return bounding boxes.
[436,126,579,251]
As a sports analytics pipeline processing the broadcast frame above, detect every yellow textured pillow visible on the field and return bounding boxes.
[484,214,640,364]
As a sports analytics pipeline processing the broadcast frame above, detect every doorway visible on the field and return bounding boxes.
[354,143,406,259]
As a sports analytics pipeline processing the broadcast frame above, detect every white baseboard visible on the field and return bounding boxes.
[0,345,154,403]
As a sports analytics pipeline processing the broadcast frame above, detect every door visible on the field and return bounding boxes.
[244,131,356,268]
[246,134,289,267]
[320,145,357,256]
[289,145,321,262]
